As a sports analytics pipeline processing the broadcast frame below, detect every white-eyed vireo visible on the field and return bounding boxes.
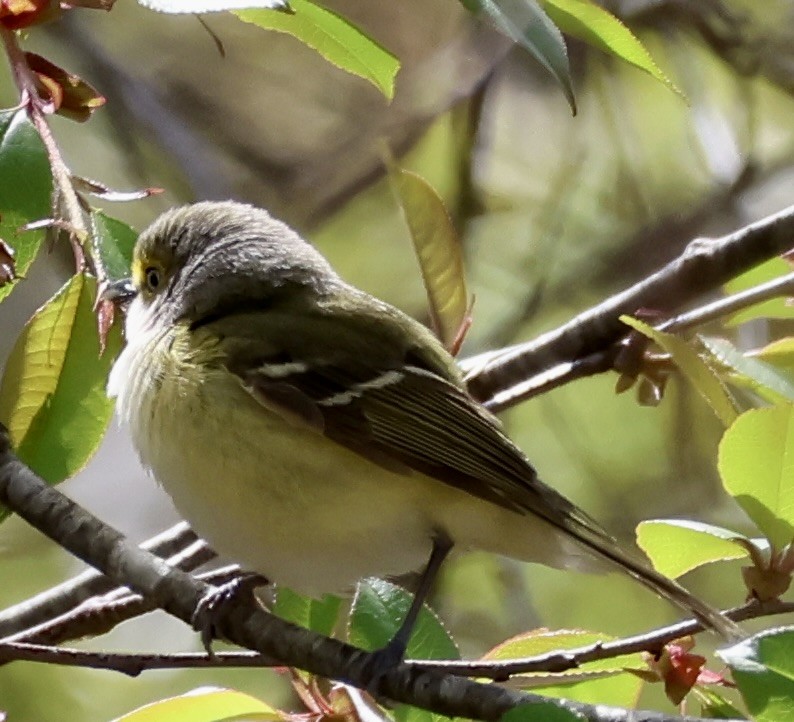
[106,201,741,658]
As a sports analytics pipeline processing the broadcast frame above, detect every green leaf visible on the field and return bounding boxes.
[484,629,643,707]
[499,702,584,722]
[540,0,681,97]
[396,703,448,722]
[138,0,288,13]
[110,686,282,721]
[236,1,399,100]
[461,0,575,112]
[390,168,469,351]
[90,210,137,282]
[719,406,794,550]
[0,275,121,488]
[724,257,794,325]
[484,629,639,673]
[273,587,342,637]
[621,316,739,427]
[757,338,794,375]
[0,108,53,302]
[636,519,756,579]
[348,578,459,661]
[701,336,794,403]
[694,689,747,719]
[718,627,794,722]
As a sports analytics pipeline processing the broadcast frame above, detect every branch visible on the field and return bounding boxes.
[472,264,794,407]
[0,522,204,639]
[463,204,794,410]
[413,599,794,677]
[3,598,792,682]
[0,428,741,722]
[0,641,274,676]
[661,270,794,333]
[3,564,240,647]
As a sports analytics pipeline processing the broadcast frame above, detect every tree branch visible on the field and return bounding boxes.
[0,641,275,676]
[463,204,794,410]
[1,563,239,648]
[0,522,204,639]
[414,599,794,677]
[0,427,741,722]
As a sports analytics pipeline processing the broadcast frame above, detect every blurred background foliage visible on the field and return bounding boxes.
[1,0,793,719]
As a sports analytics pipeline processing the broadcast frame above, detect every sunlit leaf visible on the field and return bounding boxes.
[273,587,342,637]
[636,519,756,579]
[718,405,794,550]
[236,0,399,99]
[110,686,281,721]
[484,629,643,707]
[718,627,794,722]
[396,700,449,722]
[621,316,739,426]
[90,210,137,282]
[756,337,794,376]
[540,0,681,96]
[390,168,469,351]
[0,108,52,302]
[724,257,794,325]
[460,0,575,112]
[484,629,638,673]
[701,336,794,402]
[0,275,121,490]
[348,578,459,661]
[694,688,746,719]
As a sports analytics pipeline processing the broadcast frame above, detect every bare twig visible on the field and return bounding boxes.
[0,641,271,675]
[0,522,203,639]
[3,563,238,648]
[414,598,794,678]
[662,270,794,333]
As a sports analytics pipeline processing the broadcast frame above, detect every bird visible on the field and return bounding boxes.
[105,200,742,666]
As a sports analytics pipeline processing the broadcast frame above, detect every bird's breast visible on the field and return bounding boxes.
[109,327,435,595]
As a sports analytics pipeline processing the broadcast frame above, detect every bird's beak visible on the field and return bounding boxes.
[101,278,137,304]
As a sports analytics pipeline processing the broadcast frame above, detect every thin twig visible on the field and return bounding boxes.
[412,599,794,677]
[2,562,237,648]
[663,270,794,333]
[0,641,274,676]
[0,522,203,638]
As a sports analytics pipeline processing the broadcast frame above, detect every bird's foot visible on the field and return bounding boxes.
[191,571,269,655]
[358,637,408,693]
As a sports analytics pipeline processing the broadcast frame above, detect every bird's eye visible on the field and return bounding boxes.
[145,266,162,291]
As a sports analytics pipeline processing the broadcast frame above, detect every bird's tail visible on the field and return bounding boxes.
[565,520,744,642]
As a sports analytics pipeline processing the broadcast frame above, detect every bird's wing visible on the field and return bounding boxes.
[209,300,601,536]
